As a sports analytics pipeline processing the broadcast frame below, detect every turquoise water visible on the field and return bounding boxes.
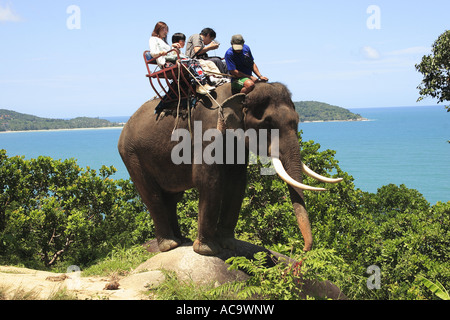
[1,106,449,204]
[300,106,449,204]
[0,127,128,182]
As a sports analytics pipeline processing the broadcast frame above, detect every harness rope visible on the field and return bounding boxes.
[166,58,228,136]
[180,62,226,125]
[172,61,183,134]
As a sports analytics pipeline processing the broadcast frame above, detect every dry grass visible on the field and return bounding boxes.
[0,283,79,300]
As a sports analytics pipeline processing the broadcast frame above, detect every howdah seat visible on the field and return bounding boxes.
[143,50,196,103]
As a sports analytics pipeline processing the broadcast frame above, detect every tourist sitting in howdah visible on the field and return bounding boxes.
[186,27,228,74]
[146,23,267,104]
[149,21,214,95]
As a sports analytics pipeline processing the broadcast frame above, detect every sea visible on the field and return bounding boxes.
[0,106,449,205]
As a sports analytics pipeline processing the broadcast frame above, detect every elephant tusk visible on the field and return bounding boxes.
[272,158,327,192]
[301,162,344,184]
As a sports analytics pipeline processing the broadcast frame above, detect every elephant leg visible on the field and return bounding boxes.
[144,190,184,252]
[125,160,182,252]
[161,191,188,243]
[193,170,224,256]
[216,164,247,250]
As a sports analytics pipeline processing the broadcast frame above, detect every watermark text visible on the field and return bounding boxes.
[367,265,381,290]
[66,5,81,30]
[171,121,278,175]
[366,5,381,30]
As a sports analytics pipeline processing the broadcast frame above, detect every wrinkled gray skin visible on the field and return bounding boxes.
[118,82,313,255]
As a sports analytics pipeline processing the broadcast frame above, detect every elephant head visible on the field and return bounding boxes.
[221,82,342,251]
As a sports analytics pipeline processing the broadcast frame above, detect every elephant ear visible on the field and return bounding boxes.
[219,93,246,130]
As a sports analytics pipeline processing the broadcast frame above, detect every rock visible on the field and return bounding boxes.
[139,239,347,300]
[0,265,150,300]
[103,280,120,290]
[120,270,165,291]
[135,243,249,285]
[299,279,347,300]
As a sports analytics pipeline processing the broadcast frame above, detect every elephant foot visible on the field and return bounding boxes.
[158,237,182,252]
[217,237,237,251]
[193,239,221,256]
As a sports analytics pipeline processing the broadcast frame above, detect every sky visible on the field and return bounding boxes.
[0,0,449,118]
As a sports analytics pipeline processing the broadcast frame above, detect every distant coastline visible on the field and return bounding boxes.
[0,118,372,133]
[1,100,365,133]
[0,126,124,134]
[0,109,123,132]
[302,117,369,123]
[0,118,371,133]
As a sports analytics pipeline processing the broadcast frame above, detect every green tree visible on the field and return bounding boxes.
[416,30,450,111]
[0,150,153,269]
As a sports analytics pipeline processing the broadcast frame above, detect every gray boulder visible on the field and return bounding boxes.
[133,239,347,300]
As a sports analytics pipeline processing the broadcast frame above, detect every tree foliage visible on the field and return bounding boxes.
[1,132,449,299]
[215,248,360,300]
[0,150,153,269]
[416,30,450,111]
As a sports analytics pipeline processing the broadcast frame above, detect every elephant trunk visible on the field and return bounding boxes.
[272,133,313,252]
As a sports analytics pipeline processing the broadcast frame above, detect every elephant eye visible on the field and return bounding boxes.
[289,119,298,129]
[258,117,272,130]
[262,116,273,128]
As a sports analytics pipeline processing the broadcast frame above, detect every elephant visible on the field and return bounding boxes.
[118,82,342,256]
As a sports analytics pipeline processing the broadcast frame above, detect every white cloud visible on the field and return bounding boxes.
[387,46,430,56]
[361,46,381,60]
[355,46,431,72]
[0,4,22,22]
[360,46,430,61]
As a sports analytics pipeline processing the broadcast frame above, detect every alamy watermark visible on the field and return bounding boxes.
[66,265,81,290]
[366,5,381,30]
[366,265,381,290]
[171,121,278,175]
[66,5,81,30]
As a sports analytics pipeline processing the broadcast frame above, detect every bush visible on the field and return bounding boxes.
[215,248,363,300]
[0,149,153,270]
